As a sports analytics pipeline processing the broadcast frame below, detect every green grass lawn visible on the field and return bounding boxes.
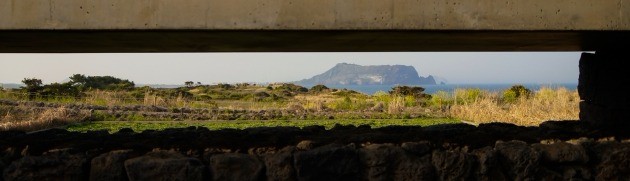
[66,118,460,133]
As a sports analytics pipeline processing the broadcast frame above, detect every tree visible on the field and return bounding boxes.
[69,74,87,91]
[68,74,135,91]
[185,81,194,87]
[389,85,430,99]
[21,78,43,99]
[41,82,80,97]
[22,78,42,89]
[69,74,87,85]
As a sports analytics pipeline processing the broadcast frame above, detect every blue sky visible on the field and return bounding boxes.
[0,52,580,84]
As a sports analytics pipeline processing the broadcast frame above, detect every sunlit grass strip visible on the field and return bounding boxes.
[67,118,460,133]
[448,87,579,126]
[1,107,90,132]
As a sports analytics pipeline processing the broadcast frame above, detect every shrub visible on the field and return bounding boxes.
[389,85,431,100]
[454,88,483,104]
[373,91,390,102]
[217,83,234,90]
[310,84,330,92]
[126,113,146,121]
[330,96,353,110]
[69,74,135,91]
[390,85,419,95]
[404,95,417,107]
[502,90,518,103]
[332,89,361,97]
[429,90,452,107]
[502,85,532,103]
[275,83,308,92]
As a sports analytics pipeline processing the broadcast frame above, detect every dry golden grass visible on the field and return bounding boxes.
[449,87,579,126]
[85,90,210,108]
[84,90,136,106]
[387,96,405,114]
[0,107,90,132]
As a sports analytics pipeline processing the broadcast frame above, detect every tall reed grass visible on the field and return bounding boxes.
[448,87,579,126]
[0,106,90,132]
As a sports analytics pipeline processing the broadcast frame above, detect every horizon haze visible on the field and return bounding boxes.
[0,52,580,85]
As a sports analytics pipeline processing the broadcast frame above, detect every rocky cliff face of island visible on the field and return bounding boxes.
[295,63,436,86]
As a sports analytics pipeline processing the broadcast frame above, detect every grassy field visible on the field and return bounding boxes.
[448,87,579,125]
[3,76,579,132]
[66,118,460,133]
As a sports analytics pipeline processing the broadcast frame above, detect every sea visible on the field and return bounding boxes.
[304,83,578,95]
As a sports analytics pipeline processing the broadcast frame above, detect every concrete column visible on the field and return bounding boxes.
[579,51,630,127]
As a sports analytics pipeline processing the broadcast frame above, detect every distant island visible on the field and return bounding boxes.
[294,63,436,86]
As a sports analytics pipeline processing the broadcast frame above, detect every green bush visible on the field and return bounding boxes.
[90,111,117,121]
[126,113,146,121]
[429,90,452,107]
[217,83,234,90]
[330,96,353,110]
[502,85,532,103]
[404,95,417,107]
[69,74,135,91]
[389,86,430,98]
[274,83,308,93]
[454,88,483,104]
[310,84,330,92]
[373,91,391,103]
[502,90,518,103]
[332,89,361,97]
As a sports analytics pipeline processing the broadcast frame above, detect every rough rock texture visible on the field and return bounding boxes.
[294,144,360,181]
[533,142,588,163]
[3,150,88,181]
[124,150,205,181]
[360,143,435,180]
[208,153,264,181]
[472,147,507,180]
[1,122,630,180]
[432,149,476,180]
[495,140,542,180]
[263,146,296,181]
[593,142,630,180]
[401,141,431,156]
[90,150,135,181]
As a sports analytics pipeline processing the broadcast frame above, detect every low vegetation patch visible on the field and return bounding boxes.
[0,106,90,132]
[66,118,460,133]
[1,74,579,131]
[447,86,579,126]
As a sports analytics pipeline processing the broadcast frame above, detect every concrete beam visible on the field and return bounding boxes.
[0,30,629,53]
[1,0,629,30]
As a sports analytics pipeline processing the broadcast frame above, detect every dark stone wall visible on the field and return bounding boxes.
[579,51,630,127]
[1,122,630,180]
[3,138,630,181]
